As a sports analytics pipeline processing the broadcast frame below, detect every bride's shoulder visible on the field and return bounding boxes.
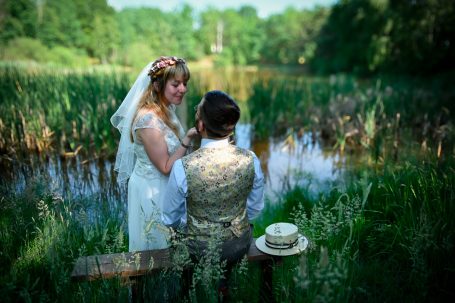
[137,108,156,119]
[135,109,164,129]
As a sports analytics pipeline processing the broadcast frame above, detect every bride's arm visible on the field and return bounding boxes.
[138,127,197,175]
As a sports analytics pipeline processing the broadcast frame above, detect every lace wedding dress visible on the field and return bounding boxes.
[128,106,185,251]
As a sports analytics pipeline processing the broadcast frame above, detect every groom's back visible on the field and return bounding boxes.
[182,145,254,241]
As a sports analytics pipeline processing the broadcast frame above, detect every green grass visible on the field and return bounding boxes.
[250,155,455,302]
[247,74,454,159]
[0,176,128,302]
[1,62,454,301]
[0,62,130,155]
[1,155,453,302]
[2,63,453,159]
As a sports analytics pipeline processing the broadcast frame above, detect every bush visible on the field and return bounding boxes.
[47,46,91,67]
[117,42,158,68]
[1,37,52,62]
[0,37,91,67]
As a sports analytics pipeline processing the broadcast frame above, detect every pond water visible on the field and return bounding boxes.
[235,124,344,197]
[3,67,445,212]
[0,118,351,211]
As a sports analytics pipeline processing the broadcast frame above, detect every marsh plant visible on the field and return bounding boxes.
[0,176,128,302]
[2,64,453,160]
[0,155,454,302]
[266,156,455,302]
[248,75,454,161]
[293,248,348,303]
[0,63,130,155]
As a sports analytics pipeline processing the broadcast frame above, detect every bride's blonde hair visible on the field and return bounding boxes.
[131,57,190,141]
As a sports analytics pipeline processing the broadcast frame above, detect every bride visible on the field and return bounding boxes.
[111,56,198,251]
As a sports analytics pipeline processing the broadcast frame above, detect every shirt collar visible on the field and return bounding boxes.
[200,137,230,148]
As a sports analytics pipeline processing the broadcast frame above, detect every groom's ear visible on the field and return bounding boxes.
[197,119,205,133]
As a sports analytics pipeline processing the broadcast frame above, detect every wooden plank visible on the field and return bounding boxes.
[71,249,172,281]
[72,240,272,281]
[247,241,273,261]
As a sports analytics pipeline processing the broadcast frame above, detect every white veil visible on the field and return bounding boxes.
[111,62,153,184]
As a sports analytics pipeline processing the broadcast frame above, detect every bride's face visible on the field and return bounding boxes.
[163,76,188,106]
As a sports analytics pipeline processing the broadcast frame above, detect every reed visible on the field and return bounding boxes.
[251,155,455,302]
[1,155,453,302]
[248,74,454,160]
[1,63,454,301]
[0,174,128,302]
[0,62,130,156]
[1,64,453,159]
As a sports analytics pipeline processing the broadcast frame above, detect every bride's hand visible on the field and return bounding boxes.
[181,127,199,147]
[185,127,199,139]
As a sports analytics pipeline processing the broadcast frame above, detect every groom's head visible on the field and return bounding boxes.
[196,90,240,139]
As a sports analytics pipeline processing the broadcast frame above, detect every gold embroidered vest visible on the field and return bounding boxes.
[182,144,255,242]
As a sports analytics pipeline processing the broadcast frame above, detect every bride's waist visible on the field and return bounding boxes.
[133,161,165,179]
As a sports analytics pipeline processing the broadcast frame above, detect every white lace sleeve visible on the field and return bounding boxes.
[134,113,165,132]
[133,111,182,154]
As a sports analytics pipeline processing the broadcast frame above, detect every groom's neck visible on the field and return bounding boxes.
[204,135,230,140]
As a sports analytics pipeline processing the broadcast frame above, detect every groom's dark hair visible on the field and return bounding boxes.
[200,90,240,138]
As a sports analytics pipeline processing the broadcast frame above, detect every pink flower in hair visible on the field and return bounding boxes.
[148,56,186,78]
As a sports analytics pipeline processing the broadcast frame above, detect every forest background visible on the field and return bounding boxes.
[1,0,454,75]
[1,1,455,302]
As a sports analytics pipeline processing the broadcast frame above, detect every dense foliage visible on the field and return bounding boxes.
[312,0,455,74]
[1,154,453,302]
[0,1,454,301]
[1,0,453,74]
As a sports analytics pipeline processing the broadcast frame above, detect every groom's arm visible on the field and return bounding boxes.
[247,152,265,220]
[161,159,187,228]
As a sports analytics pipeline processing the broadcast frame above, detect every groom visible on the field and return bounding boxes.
[162,90,264,262]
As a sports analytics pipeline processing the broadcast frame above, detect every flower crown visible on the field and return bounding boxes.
[148,56,186,79]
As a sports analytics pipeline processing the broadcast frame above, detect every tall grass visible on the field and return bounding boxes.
[1,154,453,302]
[2,63,452,158]
[0,176,128,302]
[0,62,130,155]
[0,175,257,302]
[252,155,455,302]
[248,74,454,159]
[1,62,454,301]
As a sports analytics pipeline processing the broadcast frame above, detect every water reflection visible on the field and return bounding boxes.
[1,123,346,211]
[235,124,343,198]
[0,153,127,221]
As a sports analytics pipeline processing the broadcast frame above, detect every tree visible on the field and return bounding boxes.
[311,0,455,74]
[196,7,223,55]
[171,4,200,60]
[235,6,265,64]
[73,0,118,60]
[386,0,455,73]
[117,8,177,61]
[89,14,120,63]
[36,0,84,47]
[260,7,329,65]
[311,0,388,74]
[196,6,265,65]
[0,0,37,42]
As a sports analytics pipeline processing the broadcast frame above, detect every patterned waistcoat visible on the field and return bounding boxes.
[181,144,255,242]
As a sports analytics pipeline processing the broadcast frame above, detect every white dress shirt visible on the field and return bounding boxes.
[161,138,265,227]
